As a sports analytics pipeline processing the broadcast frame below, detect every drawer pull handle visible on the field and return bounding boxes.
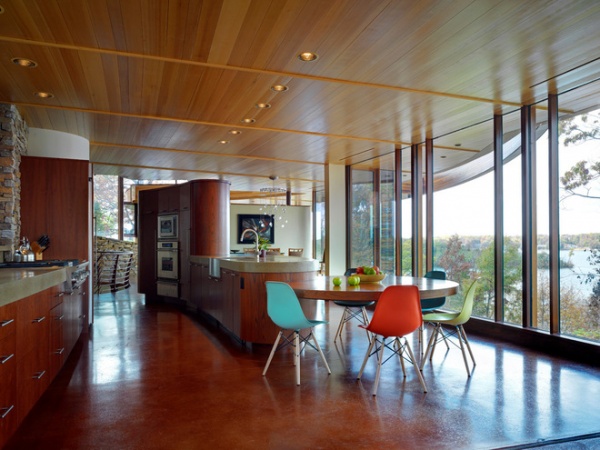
[56,292,65,297]
[1,319,15,327]
[33,370,46,380]
[1,405,14,419]
[1,353,14,364]
[54,348,65,355]
[32,316,46,323]
[56,314,65,321]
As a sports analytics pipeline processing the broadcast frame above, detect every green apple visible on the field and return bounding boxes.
[332,277,342,286]
[347,275,361,286]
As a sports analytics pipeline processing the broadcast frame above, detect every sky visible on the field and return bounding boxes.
[414,131,600,238]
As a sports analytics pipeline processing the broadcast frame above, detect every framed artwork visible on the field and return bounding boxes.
[238,214,275,244]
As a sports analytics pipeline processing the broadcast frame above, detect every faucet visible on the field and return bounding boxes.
[240,229,260,254]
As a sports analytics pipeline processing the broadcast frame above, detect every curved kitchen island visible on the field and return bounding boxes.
[189,255,319,345]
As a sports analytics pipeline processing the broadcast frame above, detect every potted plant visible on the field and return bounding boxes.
[258,237,270,257]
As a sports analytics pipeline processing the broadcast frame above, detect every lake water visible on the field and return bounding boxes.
[557,249,596,296]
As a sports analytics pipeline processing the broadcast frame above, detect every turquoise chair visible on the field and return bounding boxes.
[420,279,479,377]
[262,281,331,385]
[333,268,374,343]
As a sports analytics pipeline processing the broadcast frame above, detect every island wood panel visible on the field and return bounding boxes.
[239,271,318,345]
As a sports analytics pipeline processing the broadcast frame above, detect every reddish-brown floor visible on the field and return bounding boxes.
[5,287,600,449]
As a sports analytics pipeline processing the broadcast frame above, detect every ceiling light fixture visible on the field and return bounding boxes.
[35,91,54,99]
[228,130,242,135]
[12,57,38,68]
[298,52,318,62]
[255,102,271,109]
[259,176,289,229]
[241,118,256,124]
[270,84,289,92]
[218,140,229,144]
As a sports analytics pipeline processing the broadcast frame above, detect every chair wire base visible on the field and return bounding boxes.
[357,336,427,395]
[421,323,476,376]
[263,328,331,385]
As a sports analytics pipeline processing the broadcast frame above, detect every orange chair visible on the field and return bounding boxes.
[357,285,427,395]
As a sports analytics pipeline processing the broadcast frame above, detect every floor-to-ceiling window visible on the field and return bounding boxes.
[380,170,396,274]
[349,170,375,268]
[558,101,600,343]
[502,116,524,326]
[432,125,495,317]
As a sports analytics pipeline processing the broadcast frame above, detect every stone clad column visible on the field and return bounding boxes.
[0,103,27,256]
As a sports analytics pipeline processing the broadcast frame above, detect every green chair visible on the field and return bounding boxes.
[262,281,331,385]
[333,268,374,344]
[419,270,450,356]
[420,278,479,377]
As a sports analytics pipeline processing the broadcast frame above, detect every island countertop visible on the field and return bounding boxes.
[190,255,319,274]
[0,267,67,307]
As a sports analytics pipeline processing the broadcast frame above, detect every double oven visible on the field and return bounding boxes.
[156,214,179,298]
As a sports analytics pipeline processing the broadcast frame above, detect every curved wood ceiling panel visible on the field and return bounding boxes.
[1,0,600,203]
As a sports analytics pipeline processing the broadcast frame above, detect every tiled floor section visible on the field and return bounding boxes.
[5,288,600,449]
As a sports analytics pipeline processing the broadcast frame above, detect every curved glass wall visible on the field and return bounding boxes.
[558,103,600,342]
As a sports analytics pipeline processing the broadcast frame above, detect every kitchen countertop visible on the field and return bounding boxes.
[190,255,319,274]
[0,267,67,307]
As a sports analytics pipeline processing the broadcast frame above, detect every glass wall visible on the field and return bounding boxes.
[94,175,119,238]
[502,117,524,325]
[558,103,600,342]
[349,170,375,268]
[314,189,326,264]
[379,170,396,274]
[432,124,495,317]
[534,102,551,331]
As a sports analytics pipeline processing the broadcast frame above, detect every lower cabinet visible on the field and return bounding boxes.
[0,302,17,449]
[0,284,85,447]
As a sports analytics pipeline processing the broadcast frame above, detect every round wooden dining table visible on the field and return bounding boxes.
[289,275,459,302]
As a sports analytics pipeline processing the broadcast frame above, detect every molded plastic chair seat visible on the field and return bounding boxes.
[357,285,427,395]
[333,269,373,343]
[262,281,331,385]
[421,279,479,377]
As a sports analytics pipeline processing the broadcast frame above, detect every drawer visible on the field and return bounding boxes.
[0,302,17,341]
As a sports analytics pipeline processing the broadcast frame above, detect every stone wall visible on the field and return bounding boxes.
[95,236,138,279]
[0,103,27,256]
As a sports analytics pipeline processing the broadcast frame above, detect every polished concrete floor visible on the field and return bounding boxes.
[5,287,600,449]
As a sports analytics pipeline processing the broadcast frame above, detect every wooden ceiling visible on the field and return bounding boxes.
[1,0,600,204]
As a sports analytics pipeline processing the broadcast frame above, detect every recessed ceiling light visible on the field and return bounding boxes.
[35,91,54,99]
[12,57,38,68]
[218,140,229,144]
[241,118,256,124]
[228,130,242,135]
[255,103,271,109]
[298,52,318,62]
[270,84,288,92]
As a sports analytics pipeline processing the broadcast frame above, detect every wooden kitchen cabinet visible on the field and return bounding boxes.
[0,302,17,449]
[179,210,191,304]
[16,289,53,424]
[221,269,241,336]
[158,185,180,213]
[138,189,158,302]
